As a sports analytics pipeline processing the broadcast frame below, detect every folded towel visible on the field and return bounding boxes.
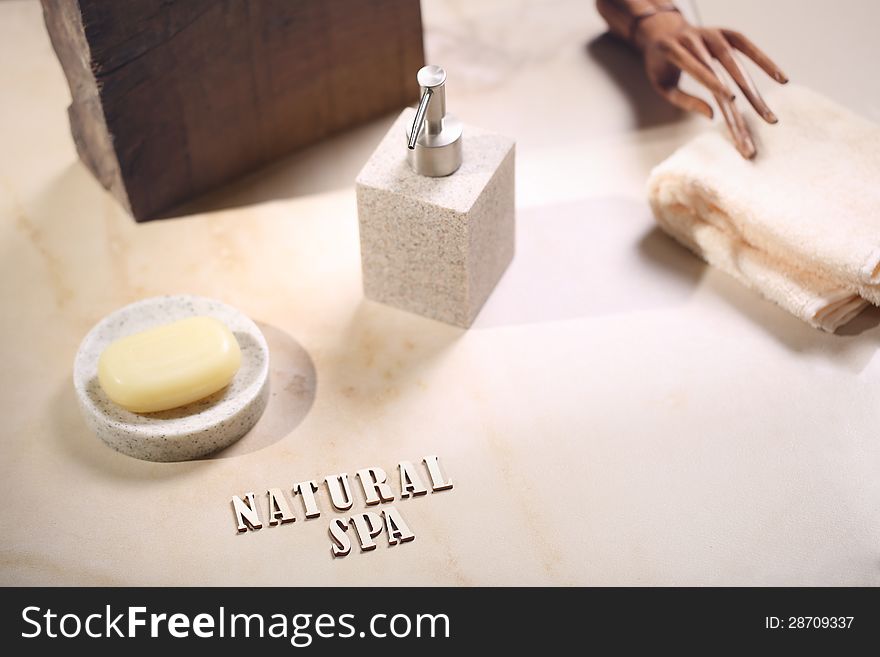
[648,84,880,331]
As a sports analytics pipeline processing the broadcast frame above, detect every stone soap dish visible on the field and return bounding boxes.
[73,295,270,462]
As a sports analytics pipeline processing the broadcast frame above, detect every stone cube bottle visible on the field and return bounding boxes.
[356,65,515,327]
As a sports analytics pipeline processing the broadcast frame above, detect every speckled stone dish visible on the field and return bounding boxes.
[73,295,270,462]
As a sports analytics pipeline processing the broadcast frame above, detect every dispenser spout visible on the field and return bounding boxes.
[408,87,433,150]
[405,65,462,177]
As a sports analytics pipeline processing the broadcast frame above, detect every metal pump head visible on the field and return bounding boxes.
[405,65,463,177]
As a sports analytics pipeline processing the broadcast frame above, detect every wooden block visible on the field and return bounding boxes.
[40,0,424,220]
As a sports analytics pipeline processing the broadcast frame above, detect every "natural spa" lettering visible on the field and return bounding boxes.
[230,455,453,558]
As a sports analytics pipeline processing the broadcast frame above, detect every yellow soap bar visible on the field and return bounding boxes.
[98,316,241,413]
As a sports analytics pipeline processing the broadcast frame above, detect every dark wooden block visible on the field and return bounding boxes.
[40,0,424,220]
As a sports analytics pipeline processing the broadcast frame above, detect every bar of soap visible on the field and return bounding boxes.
[75,295,270,461]
[98,316,241,413]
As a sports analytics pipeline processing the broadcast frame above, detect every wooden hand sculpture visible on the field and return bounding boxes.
[596,0,788,158]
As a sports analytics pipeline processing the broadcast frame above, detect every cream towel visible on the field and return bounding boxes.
[648,85,880,332]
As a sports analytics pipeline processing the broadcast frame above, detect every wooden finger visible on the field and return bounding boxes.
[680,31,716,72]
[722,29,789,84]
[655,83,714,118]
[716,94,756,159]
[705,31,777,123]
[659,38,734,100]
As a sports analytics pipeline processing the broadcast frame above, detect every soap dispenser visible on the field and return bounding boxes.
[356,65,515,328]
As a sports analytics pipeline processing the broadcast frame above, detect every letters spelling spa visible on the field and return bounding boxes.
[230,455,453,557]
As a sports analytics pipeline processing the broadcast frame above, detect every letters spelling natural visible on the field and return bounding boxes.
[230,455,453,557]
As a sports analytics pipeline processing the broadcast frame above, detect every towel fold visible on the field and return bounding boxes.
[648,85,880,331]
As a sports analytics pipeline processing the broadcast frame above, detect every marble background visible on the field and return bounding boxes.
[1,0,879,585]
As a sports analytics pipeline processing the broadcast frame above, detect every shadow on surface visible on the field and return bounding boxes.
[837,305,880,336]
[585,32,684,130]
[640,220,880,363]
[474,197,705,328]
[157,113,399,219]
[210,322,316,458]
[475,195,879,370]
[706,270,880,367]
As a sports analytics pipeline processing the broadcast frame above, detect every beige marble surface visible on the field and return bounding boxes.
[1,0,879,585]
